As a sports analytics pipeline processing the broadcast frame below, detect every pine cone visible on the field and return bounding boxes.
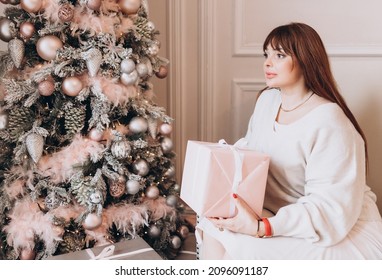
[26,133,44,163]
[85,48,102,77]
[8,38,25,68]
[7,108,34,141]
[64,107,85,136]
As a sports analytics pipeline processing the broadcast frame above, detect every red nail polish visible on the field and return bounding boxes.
[232,193,238,199]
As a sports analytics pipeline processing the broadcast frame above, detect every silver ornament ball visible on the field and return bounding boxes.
[166,194,178,207]
[159,123,172,135]
[83,213,103,230]
[133,158,149,176]
[161,137,173,154]
[88,128,104,141]
[120,58,136,74]
[129,116,148,134]
[178,225,190,239]
[136,63,148,77]
[145,185,160,199]
[169,235,182,249]
[126,179,141,195]
[164,165,176,178]
[120,70,138,86]
[148,224,161,239]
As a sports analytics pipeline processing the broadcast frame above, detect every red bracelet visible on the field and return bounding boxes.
[262,218,272,237]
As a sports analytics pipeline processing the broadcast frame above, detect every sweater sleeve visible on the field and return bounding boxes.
[268,112,366,246]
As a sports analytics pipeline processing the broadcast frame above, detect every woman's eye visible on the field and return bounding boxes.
[277,53,285,58]
[263,53,268,58]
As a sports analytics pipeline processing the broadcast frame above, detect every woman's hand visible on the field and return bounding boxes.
[208,194,261,236]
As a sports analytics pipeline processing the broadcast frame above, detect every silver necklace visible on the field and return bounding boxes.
[280,91,315,112]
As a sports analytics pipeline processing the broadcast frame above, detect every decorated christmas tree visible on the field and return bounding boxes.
[0,0,190,260]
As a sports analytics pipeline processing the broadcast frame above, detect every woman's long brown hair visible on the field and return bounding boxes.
[263,22,368,172]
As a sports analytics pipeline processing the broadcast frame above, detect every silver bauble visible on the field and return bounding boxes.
[20,22,35,40]
[88,128,104,141]
[0,18,15,42]
[129,116,148,134]
[178,225,190,239]
[133,158,149,176]
[111,139,131,159]
[20,0,43,14]
[109,175,127,198]
[119,0,141,15]
[8,38,25,68]
[136,63,148,77]
[166,194,178,207]
[126,179,141,195]
[148,224,161,239]
[120,58,135,74]
[83,213,103,230]
[25,133,44,163]
[36,35,63,61]
[145,185,159,199]
[164,165,176,178]
[120,70,138,86]
[169,235,182,249]
[160,137,173,154]
[38,80,55,96]
[159,123,172,135]
[62,76,83,97]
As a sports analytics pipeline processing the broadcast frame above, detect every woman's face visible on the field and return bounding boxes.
[263,45,304,90]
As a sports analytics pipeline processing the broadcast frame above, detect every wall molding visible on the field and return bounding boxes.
[233,0,382,58]
[231,79,265,140]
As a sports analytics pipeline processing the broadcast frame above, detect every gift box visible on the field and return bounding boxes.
[180,140,270,218]
[47,237,162,260]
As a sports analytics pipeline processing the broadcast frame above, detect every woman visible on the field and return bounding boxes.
[197,22,382,259]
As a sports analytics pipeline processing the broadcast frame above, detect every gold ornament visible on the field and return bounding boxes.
[8,38,25,68]
[25,133,44,163]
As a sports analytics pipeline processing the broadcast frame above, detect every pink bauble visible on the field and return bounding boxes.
[20,0,42,14]
[38,80,55,96]
[88,128,104,141]
[20,22,35,39]
[159,123,172,135]
[36,35,63,61]
[145,185,159,199]
[87,0,102,11]
[155,66,168,79]
[19,248,36,260]
[62,76,83,97]
[119,0,141,15]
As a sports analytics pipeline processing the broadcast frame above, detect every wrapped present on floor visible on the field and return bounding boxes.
[180,140,270,218]
[46,237,162,260]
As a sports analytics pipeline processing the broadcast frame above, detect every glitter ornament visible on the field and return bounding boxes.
[58,4,74,22]
[133,158,149,176]
[169,235,182,249]
[156,65,168,79]
[38,80,55,96]
[119,0,141,15]
[126,179,141,195]
[62,76,83,97]
[136,62,148,77]
[89,190,103,204]
[83,213,103,230]
[85,48,102,77]
[145,185,159,199]
[160,137,173,154]
[20,0,43,14]
[129,116,148,134]
[120,58,136,74]
[147,117,158,139]
[20,22,35,40]
[36,35,63,61]
[26,133,44,163]
[148,44,159,56]
[0,18,16,42]
[109,175,127,198]
[111,138,131,159]
[8,38,25,68]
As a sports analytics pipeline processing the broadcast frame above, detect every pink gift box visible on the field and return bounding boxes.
[180,140,270,218]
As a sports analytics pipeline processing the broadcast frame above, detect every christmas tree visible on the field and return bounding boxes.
[0,0,190,260]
